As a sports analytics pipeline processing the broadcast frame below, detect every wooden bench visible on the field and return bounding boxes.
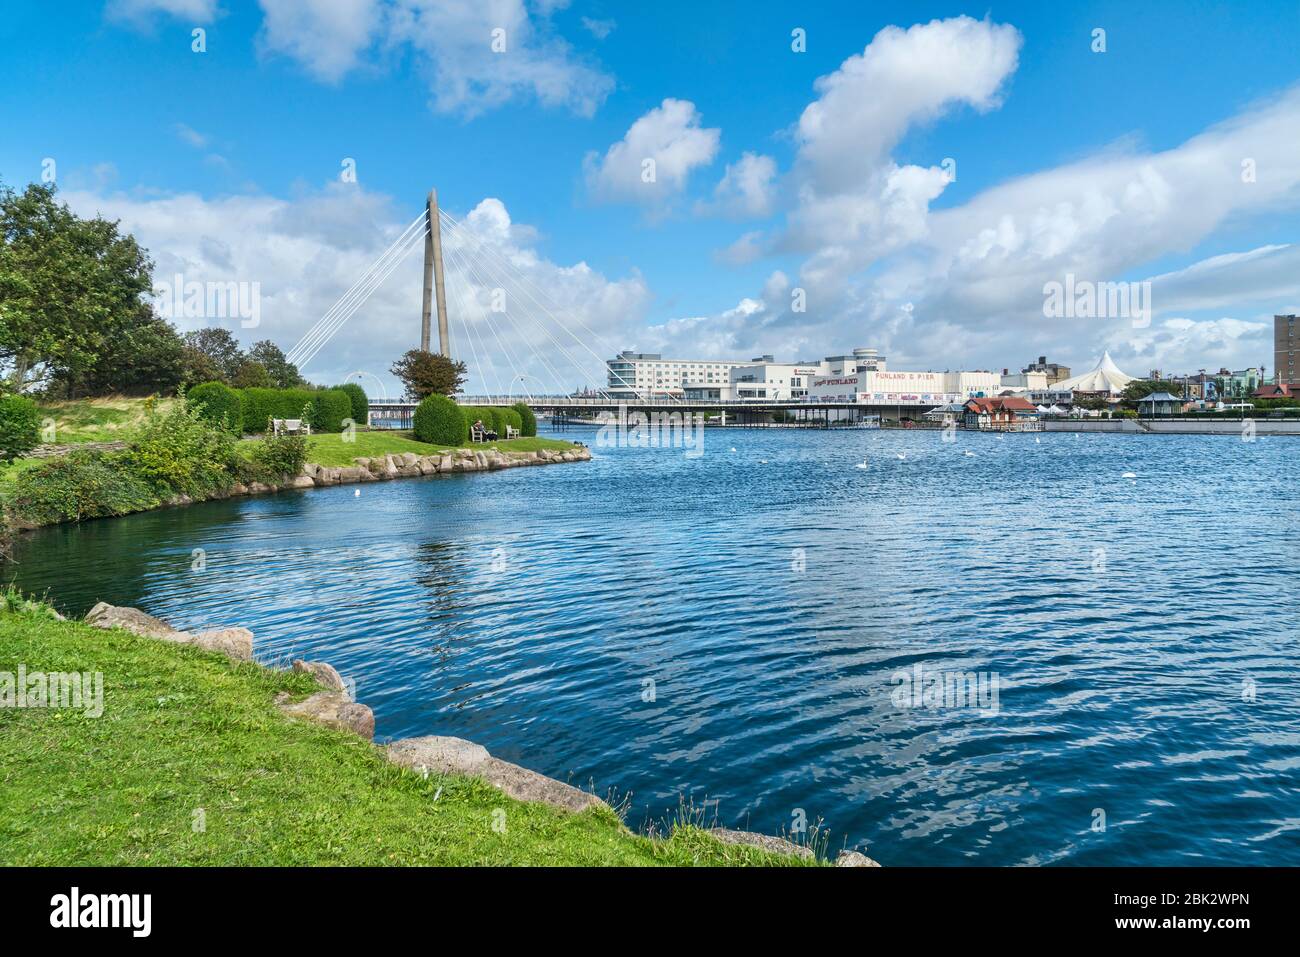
[505,425,520,439]
[272,418,311,436]
[469,424,487,443]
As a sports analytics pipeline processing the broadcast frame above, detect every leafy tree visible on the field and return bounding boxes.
[182,328,245,382]
[0,182,154,391]
[0,394,41,460]
[248,340,305,389]
[52,312,185,397]
[391,349,466,400]
[232,359,272,389]
[1120,379,1185,408]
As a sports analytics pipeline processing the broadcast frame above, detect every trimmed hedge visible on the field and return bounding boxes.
[310,389,353,433]
[336,382,369,426]
[413,394,467,446]
[512,402,537,437]
[0,394,42,461]
[240,388,317,434]
[499,407,523,435]
[188,381,244,434]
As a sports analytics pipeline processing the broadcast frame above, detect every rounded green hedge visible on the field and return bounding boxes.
[188,381,244,434]
[310,389,353,433]
[240,387,316,434]
[414,394,467,445]
[499,407,523,435]
[336,382,369,426]
[0,394,42,461]
[512,402,537,437]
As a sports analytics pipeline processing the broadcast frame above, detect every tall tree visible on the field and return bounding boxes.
[53,311,186,397]
[247,340,305,389]
[182,327,245,383]
[0,182,154,390]
[391,349,467,399]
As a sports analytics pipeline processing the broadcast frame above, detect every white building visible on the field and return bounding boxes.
[806,367,1001,406]
[605,351,752,399]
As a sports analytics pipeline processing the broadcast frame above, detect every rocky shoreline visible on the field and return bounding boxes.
[81,599,879,867]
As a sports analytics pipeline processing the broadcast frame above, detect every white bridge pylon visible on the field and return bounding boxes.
[285,189,657,402]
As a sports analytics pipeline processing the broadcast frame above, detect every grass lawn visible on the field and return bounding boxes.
[242,430,579,468]
[36,396,178,444]
[0,601,811,866]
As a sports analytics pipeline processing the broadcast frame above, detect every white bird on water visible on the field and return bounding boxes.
[729,447,737,452]
[964,450,975,457]
[1122,471,1137,479]
[895,452,907,460]
[855,458,869,469]
[354,489,361,497]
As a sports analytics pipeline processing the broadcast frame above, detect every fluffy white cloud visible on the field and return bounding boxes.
[256,0,383,83]
[63,184,648,395]
[584,99,721,207]
[107,0,220,24]
[702,152,777,219]
[256,0,612,116]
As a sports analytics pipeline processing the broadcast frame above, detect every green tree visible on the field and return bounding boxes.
[391,349,466,400]
[248,340,305,389]
[232,359,272,389]
[0,182,154,390]
[181,328,245,382]
[53,312,185,397]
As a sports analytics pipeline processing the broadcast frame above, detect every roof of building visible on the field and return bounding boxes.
[1139,391,1181,402]
[1049,351,1136,394]
[1253,383,1300,398]
[965,396,1038,413]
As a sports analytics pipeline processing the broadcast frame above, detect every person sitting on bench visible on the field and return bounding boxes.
[472,418,498,441]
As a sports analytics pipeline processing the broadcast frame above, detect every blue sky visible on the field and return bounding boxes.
[3,1,1299,393]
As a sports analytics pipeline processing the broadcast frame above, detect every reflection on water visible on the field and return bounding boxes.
[8,427,1300,865]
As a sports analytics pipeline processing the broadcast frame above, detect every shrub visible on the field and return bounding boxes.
[188,381,244,434]
[512,402,537,437]
[499,407,523,436]
[413,394,467,446]
[118,397,239,497]
[310,389,353,433]
[0,394,41,461]
[336,382,369,426]
[10,450,161,525]
[248,431,309,481]
[239,387,318,434]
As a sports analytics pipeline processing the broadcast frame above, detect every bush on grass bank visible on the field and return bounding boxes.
[239,388,316,434]
[0,395,42,461]
[188,381,244,434]
[310,389,353,433]
[248,430,309,481]
[116,398,240,498]
[9,450,162,525]
[412,394,467,446]
[512,402,537,437]
[336,382,369,426]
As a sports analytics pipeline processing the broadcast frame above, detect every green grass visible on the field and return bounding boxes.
[0,601,812,866]
[36,396,178,444]
[242,431,578,468]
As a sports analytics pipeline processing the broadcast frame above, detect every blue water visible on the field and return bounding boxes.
[9,428,1300,865]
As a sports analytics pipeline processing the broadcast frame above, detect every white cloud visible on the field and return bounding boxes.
[581,17,615,40]
[256,0,612,117]
[174,123,209,149]
[107,0,220,24]
[63,184,649,395]
[702,152,777,219]
[256,0,384,83]
[584,99,721,207]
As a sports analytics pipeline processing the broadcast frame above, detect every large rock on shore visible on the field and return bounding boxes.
[835,850,882,867]
[279,692,374,740]
[385,735,606,813]
[292,659,350,698]
[84,602,253,661]
[709,827,814,860]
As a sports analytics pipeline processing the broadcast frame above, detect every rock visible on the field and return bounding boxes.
[302,463,320,478]
[835,850,882,867]
[399,452,418,467]
[397,465,422,478]
[230,482,249,495]
[417,456,437,475]
[438,455,454,472]
[709,828,814,860]
[292,659,350,698]
[288,475,315,489]
[561,452,575,462]
[481,757,606,813]
[351,458,369,470]
[190,627,254,662]
[279,692,374,740]
[337,466,363,483]
[85,602,176,639]
[247,481,275,494]
[386,735,490,775]
[314,468,339,487]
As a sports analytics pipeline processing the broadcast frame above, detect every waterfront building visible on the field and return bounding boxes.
[1253,382,1300,400]
[1025,355,1072,385]
[962,396,1041,430]
[729,357,825,400]
[1137,391,1182,416]
[605,350,753,399]
[1044,351,1136,401]
[1275,314,1297,385]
